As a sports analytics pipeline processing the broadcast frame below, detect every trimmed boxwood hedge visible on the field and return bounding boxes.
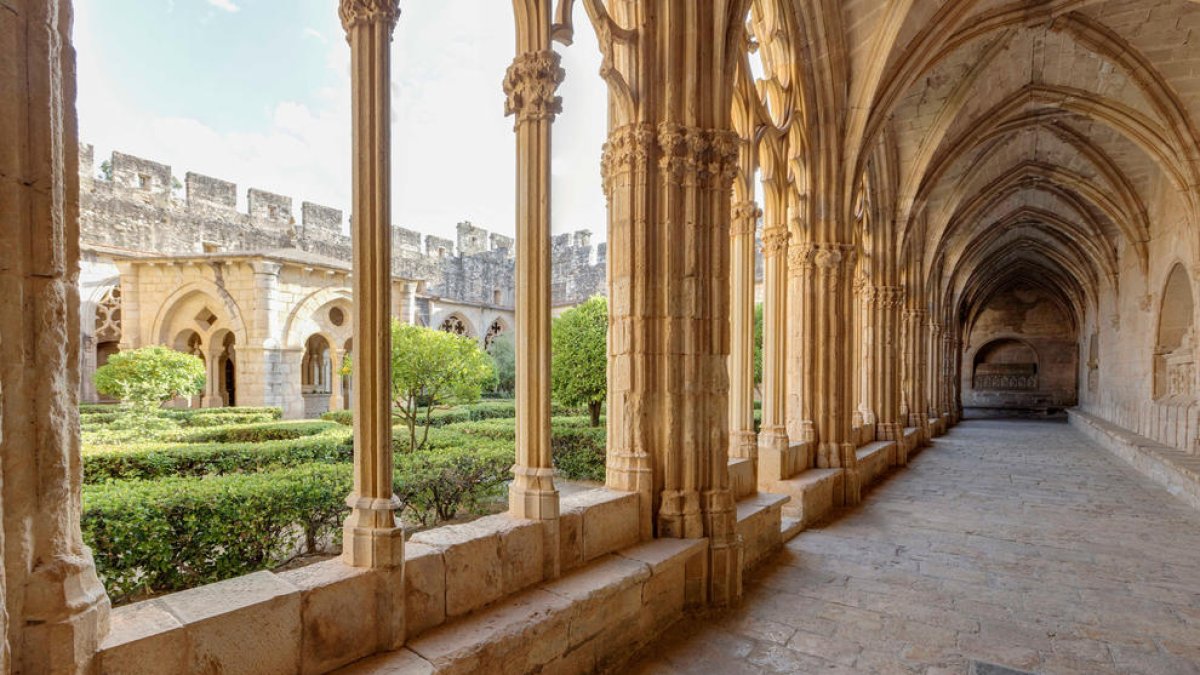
[82,429,352,483]
[168,420,341,444]
[83,441,513,603]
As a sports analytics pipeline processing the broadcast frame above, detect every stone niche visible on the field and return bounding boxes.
[962,284,1079,414]
[1154,264,1196,401]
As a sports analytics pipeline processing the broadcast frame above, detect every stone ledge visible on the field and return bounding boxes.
[559,488,640,571]
[856,440,896,490]
[374,539,706,675]
[761,468,843,529]
[735,493,788,569]
[1069,409,1200,510]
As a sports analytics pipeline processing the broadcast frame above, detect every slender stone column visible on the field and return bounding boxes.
[1,1,111,670]
[505,0,561,534]
[786,235,816,449]
[758,223,791,481]
[729,201,761,463]
[339,0,404,569]
[928,320,944,421]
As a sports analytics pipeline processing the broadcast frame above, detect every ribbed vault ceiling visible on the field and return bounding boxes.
[738,0,1200,335]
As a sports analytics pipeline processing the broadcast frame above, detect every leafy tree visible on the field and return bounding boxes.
[487,332,516,395]
[93,345,205,414]
[551,296,607,427]
[98,159,113,181]
[389,321,495,452]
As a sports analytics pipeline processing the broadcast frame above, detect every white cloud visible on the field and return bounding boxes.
[206,0,239,13]
[303,27,327,44]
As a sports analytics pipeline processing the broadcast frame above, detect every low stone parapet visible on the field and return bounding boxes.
[1069,408,1200,510]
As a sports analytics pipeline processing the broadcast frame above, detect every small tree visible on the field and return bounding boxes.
[551,296,607,426]
[753,302,763,393]
[487,332,516,395]
[93,345,205,414]
[390,321,495,452]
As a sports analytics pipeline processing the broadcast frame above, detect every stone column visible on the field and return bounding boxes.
[0,0,111,670]
[729,201,760,464]
[339,0,404,571]
[505,0,561,533]
[786,235,815,450]
[802,240,860,504]
[869,286,905,447]
[758,222,791,482]
[904,307,930,440]
[928,320,943,422]
[328,346,345,412]
[592,0,748,605]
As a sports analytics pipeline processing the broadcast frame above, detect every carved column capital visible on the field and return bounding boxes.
[339,0,400,34]
[600,122,655,196]
[866,285,906,308]
[504,50,565,126]
[731,201,761,236]
[761,227,791,258]
[788,241,813,275]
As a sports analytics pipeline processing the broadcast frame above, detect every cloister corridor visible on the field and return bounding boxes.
[630,421,1200,675]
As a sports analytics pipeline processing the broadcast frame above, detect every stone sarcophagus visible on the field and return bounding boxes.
[973,363,1038,391]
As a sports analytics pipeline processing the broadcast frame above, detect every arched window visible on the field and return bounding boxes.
[440,314,470,337]
[302,335,333,395]
[94,285,122,343]
[1155,264,1195,400]
[484,318,506,349]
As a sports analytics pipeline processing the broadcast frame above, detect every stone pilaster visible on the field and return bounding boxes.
[729,201,761,464]
[505,0,562,581]
[904,307,930,440]
[339,0,404,573]
[758,225,791,481]
[0,1,111,670]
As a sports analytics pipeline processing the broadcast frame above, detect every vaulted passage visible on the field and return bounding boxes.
[632,421,1200,674]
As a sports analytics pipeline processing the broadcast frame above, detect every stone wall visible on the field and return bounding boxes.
[79,145,607,309]
[961,284,1078,413]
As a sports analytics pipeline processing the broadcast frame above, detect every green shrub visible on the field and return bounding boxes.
[82,430,352,483]
[169,420,340,444]
[395,442,513,527]
[322,409,353,426]
[551,424,606,482]
[83,463,352,603]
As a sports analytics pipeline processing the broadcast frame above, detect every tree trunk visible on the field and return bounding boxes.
[589,401,601,427]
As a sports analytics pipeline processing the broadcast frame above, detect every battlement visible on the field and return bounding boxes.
[78,142,609,307]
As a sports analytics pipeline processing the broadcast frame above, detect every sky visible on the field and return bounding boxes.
[74,0,609,242]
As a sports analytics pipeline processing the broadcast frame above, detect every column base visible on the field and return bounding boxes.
[607,450,654,541]
[658,489,704,539]
[876,422,905,464]
[701,488,742,606]
[21,550,111,675]
[342,496,405,568]
[509,465,559,520]
[757,426,790,482]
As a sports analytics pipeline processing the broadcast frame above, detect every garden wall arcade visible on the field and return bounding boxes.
[4,0,1200,673]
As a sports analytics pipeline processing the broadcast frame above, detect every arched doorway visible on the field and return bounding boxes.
[302,334,334,417]
[1155,264,1196,400]
[216,332,237,407]
[173,330,205,408]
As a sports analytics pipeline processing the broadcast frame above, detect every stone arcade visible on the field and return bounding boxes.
[5,0,1200,673]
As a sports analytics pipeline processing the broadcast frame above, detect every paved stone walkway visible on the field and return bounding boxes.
[629,420,1200,674]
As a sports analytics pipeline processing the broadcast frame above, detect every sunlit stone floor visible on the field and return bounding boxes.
[629,419,1200,674]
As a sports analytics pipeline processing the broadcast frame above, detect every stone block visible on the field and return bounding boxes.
[157,571,301,675]
[491,515,546,595]
[558,507,585,573]
[728,457,756,499]
[97,600,185,675]
[409,522,502,618]
[403,543,446,639]
[334,648,435,674]
[277,560,378,675]
[561,489,640,562]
